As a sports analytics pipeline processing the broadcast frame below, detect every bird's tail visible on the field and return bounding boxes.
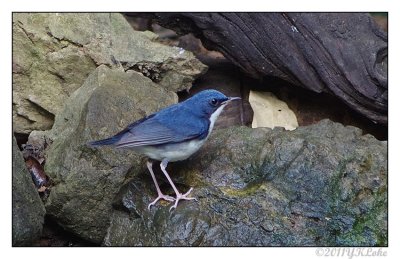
[87,136,120,147]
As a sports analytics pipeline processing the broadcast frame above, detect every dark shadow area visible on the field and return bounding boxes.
[14,132,29,150]
[33,216,96,247]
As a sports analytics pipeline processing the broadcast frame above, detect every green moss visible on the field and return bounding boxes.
[328,158,351,209]
[220,181,264,197]
[183,168,209,188]
[326,152,387,246]
[328,157,387,246]
[359,153,373,173]
[335,195,387,246]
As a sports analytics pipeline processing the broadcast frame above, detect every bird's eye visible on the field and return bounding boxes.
[210,98,218,106]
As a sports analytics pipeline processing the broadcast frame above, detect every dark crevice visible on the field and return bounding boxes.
[26,99,55,120]
[33,216,96,247]
[17,23,35,45]
[45,27,84,48]
[14,132,29,150]
[16,112,36,123]
[48,70,66,83]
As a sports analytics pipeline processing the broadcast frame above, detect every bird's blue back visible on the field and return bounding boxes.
[89,89,227,148]
[154,102,210,140]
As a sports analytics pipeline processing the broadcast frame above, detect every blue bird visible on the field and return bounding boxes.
[89,89,241,211]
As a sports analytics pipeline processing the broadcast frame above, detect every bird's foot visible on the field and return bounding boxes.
[147,193,175,210]
[169,187,197,212]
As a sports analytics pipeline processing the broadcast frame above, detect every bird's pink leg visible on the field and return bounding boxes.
[146,161,175,210]
[160,159,197,211]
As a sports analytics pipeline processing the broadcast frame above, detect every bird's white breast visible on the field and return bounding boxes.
[207,103,228,138]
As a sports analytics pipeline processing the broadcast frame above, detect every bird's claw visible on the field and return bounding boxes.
[147,194,175,210]
[169,187,197,212]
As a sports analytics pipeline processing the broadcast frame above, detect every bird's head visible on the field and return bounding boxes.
[184,89,241,120]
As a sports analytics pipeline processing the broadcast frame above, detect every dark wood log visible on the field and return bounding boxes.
[152,13,388,125]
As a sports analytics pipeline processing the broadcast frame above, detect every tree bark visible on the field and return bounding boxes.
[152,13,388,125]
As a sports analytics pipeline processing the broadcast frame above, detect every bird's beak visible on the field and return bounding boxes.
[223,97,241,104]
[229,97,241,101]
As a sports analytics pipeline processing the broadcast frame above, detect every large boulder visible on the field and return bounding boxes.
[103,120,387,246]
[12,13,207,134]
[12,137,46,246]
[43,65,177,243]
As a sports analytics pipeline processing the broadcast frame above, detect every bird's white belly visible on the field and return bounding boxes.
[135,138,207,162]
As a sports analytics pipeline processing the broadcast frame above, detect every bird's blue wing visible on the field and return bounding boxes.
[115,105,209,148]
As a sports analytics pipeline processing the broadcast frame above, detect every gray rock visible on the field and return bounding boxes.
[12,13,207,134]
[12,136,45,246]
[103,120,387,246]
[43,65,177,243]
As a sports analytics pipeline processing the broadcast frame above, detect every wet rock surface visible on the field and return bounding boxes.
[12,137,46,246]
[103,120,387,246]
